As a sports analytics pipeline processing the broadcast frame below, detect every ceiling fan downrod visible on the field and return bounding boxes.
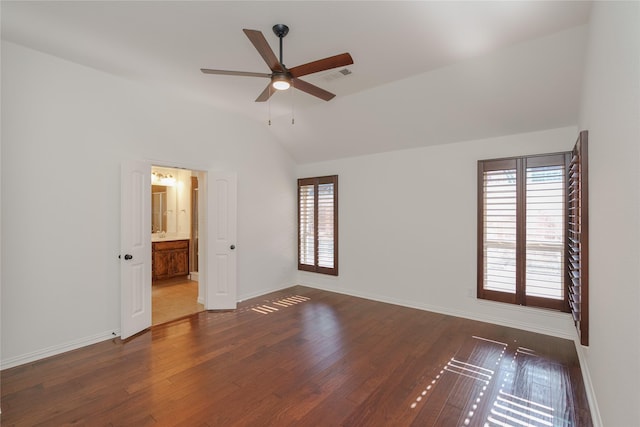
[272,24,289,66]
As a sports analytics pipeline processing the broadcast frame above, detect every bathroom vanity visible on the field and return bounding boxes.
[152,238,189,281]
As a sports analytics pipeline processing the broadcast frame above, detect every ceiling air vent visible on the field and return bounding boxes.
[321,68,353,82]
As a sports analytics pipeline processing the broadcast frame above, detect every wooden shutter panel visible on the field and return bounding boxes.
[317,182,335,269]
[299,183,315,268]
[568,131,589,346]
[478,159,518,304]
[525,164,566,301]
[482,166,517,295]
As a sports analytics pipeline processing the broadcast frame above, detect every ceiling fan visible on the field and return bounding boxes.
[201,24,353,102]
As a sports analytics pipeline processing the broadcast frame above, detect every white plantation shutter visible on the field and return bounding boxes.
[483,168,517,294]
[317,183,335,269]
[298,176,338,275]
[525,165,565,300]
[299,184,315,266]
[478,154,570,311]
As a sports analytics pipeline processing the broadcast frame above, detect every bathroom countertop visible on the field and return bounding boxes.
[151,234,190,243]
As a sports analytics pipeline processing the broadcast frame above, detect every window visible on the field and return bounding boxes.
[298,175,338,275]
[477,153,571,311]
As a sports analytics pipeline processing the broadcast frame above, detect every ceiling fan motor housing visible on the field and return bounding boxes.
[272,24,289,38]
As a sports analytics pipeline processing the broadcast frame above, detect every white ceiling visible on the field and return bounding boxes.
[1,1,592,163]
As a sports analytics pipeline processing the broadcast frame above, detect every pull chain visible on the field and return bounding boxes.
[291,80,295,125]
[268,85,272,126]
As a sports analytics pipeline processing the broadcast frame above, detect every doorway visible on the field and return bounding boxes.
[151,165,204,325]
[121,163,237,339]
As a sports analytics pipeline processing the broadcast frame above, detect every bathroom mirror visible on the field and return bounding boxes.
[151,166,191,237]
[151,185,167,233]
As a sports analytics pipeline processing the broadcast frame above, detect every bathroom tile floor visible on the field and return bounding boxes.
[152,276,204,325]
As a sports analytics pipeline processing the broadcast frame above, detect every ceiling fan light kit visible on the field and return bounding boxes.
[271,73,291,91]
[201,24,353,102]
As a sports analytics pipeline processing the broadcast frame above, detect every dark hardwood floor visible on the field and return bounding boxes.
[1,286,591,426]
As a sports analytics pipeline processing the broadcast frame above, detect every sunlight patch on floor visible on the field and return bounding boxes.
[250,295,310,315]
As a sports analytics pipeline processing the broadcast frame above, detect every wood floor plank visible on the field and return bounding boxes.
[0,286,592,426]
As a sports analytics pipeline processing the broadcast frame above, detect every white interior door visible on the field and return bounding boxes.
[206,171,237,310]
[120,160,152,339]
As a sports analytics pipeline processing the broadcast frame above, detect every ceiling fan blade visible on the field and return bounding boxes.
[289,53,353,78]
[243,29,284,73]
[292,78,336,101]
[255,83,275,102]
[200,69,271,78]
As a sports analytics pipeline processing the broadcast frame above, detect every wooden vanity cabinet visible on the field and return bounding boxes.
[152,239,189,280]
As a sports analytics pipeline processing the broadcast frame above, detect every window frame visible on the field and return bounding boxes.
[297,175,338,276]
[477,152,571,312]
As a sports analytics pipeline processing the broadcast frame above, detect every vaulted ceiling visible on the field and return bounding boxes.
[1,1,592,163]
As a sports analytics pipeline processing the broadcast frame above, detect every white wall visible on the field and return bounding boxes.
[0,41,298,368]
[578,2,640,426]
[297,126,578,339]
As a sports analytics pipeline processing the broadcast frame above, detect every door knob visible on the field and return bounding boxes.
[230,245,236,250]
[124,254,133,260]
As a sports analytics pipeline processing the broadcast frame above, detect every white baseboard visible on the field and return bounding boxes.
[298,283,575,340]
[1,329,119,370]
[237,283,298,303]
[574,342,603,426]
